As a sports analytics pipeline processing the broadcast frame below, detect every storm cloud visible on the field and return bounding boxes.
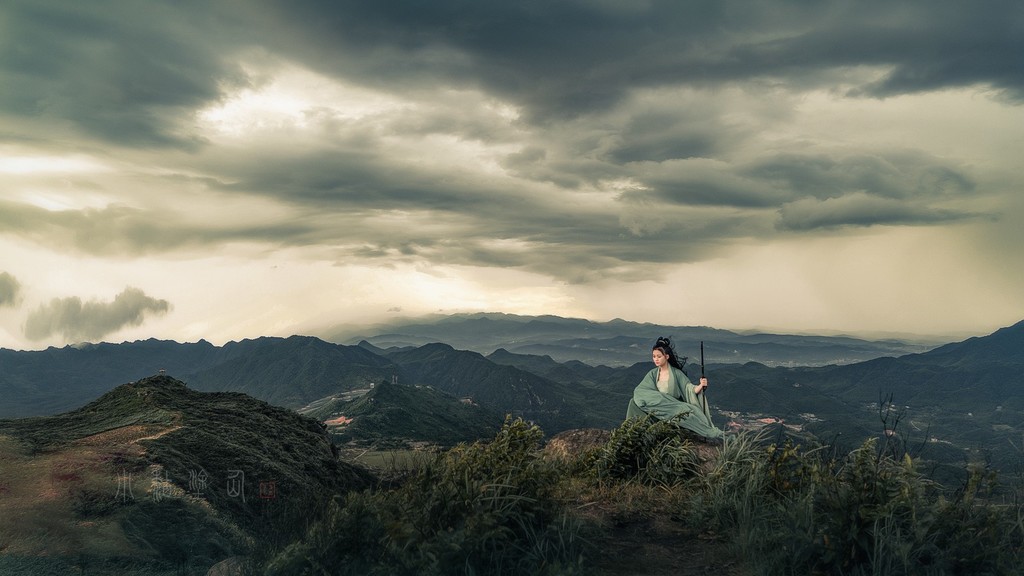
[248,0,1024,117]
[1,0,1022,345]
[24,287,171,342]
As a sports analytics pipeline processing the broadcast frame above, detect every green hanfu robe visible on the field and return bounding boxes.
[626,366,723,440]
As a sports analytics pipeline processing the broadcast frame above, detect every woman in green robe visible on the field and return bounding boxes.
[626,337,724,440]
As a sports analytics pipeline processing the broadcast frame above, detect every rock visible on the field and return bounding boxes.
[543,428,611,460]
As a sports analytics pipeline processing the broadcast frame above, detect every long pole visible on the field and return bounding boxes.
[700,341,705,378]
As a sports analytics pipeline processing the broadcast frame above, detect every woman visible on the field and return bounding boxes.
[626,337,724,440]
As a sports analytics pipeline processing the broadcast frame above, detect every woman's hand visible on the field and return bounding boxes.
[695,377,708,394]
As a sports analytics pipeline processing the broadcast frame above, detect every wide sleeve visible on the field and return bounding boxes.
[632,368,700,421]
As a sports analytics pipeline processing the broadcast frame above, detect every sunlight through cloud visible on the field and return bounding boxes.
[197,64,406,136]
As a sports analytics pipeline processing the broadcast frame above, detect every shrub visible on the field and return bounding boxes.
[690,434,1024,575]
[264,417,588,576]
[592,416,702,486]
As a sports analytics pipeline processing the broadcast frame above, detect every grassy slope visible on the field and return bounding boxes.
[0,375,373,575]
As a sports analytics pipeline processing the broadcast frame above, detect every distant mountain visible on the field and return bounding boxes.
[185,335,401,408]
[382,342,624,432]
[0,333,623,438]
[300,380,505,448]
[912,319,1024,367]
[0,336,401,418]
[0,334,621,436]
[0,338,223,417]
[0,375,371,574]
[486,347,648,392]
[701,320,1024,478]
[330,312,937,367]
[791,318,1024,411]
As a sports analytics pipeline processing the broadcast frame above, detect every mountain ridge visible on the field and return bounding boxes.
[331,312,940,367]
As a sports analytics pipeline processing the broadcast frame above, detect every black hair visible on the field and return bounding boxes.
[652,336,686,371]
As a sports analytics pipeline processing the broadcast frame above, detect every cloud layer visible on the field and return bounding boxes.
[1,0,1022,345]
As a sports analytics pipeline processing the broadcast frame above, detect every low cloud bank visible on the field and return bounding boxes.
[24,287,171,342]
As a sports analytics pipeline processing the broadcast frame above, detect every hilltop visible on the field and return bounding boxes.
[0,375,372,575]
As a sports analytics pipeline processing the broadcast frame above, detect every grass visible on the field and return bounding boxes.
[0,556,186,576]
[345,448,436,472]
[257,416,1024,575]
[0,431,146,558]
[0,423,242,575]
[263,417,589,576]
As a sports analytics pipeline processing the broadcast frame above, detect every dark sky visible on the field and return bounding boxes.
[2,0,1022,348]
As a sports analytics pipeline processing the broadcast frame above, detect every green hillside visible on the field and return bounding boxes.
[303,381,505,448]
[0,375,372,575]
[384,342,623,432]
[2,373,1023,575]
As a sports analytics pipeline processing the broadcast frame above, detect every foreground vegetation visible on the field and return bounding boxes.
[259,416,1024,575]
[4,392,1022,575]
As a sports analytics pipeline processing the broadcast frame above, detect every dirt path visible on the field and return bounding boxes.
[135,424,183,443]
[73,421,183,447]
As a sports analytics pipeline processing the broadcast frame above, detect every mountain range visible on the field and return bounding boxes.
[327,312,939,366]
[0,336,396,419]
[2,315,1022,477]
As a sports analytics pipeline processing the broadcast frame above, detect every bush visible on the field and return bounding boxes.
[592,416,702,486]
[690,434,1024,575]
[264,417,588,576]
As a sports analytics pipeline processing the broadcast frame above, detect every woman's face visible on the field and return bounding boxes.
[652,349,669,368]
